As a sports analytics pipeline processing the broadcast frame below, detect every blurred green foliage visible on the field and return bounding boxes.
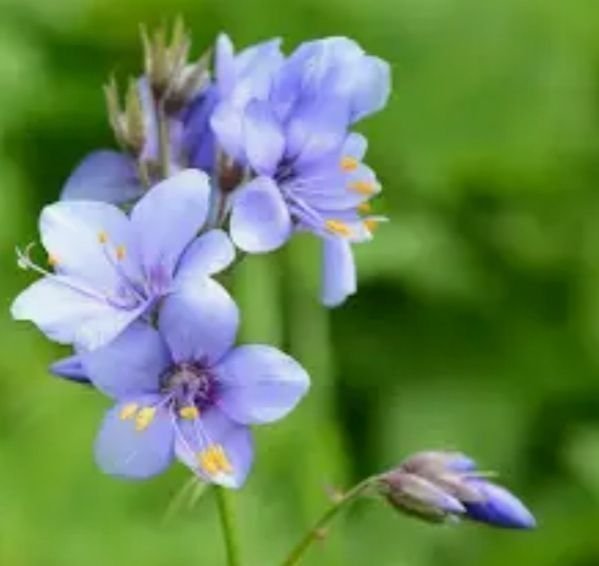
[1,0,598,564]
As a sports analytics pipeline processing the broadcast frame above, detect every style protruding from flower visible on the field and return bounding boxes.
[378,451,536,529]
[12,169,235,351]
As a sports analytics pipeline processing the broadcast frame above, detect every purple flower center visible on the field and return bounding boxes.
[161,361,219,411]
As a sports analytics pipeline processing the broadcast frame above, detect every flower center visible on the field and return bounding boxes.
[161,362,218,412]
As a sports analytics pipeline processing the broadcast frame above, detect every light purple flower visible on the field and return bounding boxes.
[12,169,235,351]
[76,287,309,487]
[209,36,390,306]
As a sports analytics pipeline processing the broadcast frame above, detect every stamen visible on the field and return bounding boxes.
[116,245,126,261]
[198,444,233,476]
[98,231,109,244]
[135,407,157,431]
[119,403,139,421]
[325,220,352,238]
[364,219,379,233]
[349,180,376,196]
[179,406,200,420]
[357,202,372,214]
[340,156,359,172]
[47,254,59,267]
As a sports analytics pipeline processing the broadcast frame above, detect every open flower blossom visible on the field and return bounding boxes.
[74,287,309,487]
[379,451,536,529]
[12,169,235,351]
[208,35,390,306]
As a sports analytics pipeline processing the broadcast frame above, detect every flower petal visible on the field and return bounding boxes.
[175,229,235,283]
[60,150,142,204]
[216,345,310,425]
[230,177,291,253]
[79,322,170,399]
[243,100,285,175]
[40,200,140,290]
[320,237,356,307]
[159,277,239,365]
[464,480,536,529]
[131,169,211,278]
[50,355,90,384]
[348,55,391,122]
[95,396,174,479]
[174,408,254,489]
[11,276,143,350]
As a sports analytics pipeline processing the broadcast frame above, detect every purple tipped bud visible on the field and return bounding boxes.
[462,480,536,530]
[379,450,536,530]
[379,470,465,523]
[400,451,478,475]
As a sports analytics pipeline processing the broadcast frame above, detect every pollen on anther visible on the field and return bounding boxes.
[179,406,199,420]
[349,180,376,196]
[357,202,372,215]
[325,220,352,238]
[116,245,126,261]
[340,156,359,172]
[98,231,109,244]
[47,254,59,267]
[364,219,379,233]
[198,444,233,476]
[119,403,139,421]
[135,407,156,431]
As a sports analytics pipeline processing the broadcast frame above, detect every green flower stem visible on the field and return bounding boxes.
[280,478,374,566]
[215,486,242,566]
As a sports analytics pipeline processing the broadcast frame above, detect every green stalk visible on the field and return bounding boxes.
[156,101,171,178]
[215,486,242,566]
[280,479,373,566]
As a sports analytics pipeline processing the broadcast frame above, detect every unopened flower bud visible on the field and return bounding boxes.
[378,450,536,530]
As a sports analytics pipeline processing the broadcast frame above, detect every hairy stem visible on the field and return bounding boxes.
[280,479,374,566]
[215,486,242,566]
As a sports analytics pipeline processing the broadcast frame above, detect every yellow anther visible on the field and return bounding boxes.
[213,445,233,473]
[116,245,126,261]
[364,219,379,233]
[47,254,59,267]
[198,444,233,476]
[119,403,139,421]
[349,180,376,196]
[340,156,359,172]
[357,202,372,215]
[179,406,199,420]
[325,220,352,238]
[98,231,109,244]
[135,407,156,431]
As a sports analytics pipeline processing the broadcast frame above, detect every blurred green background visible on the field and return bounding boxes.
[1,0,597,564]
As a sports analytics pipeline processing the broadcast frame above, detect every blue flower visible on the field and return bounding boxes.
[74,287,309,487]
[209,36,391,306]
[380,450,536,529]
[12,169,235,350]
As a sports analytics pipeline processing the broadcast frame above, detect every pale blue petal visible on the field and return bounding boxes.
[230,177,291,253]
[79,322,170,399]
[50,355,90,384]
[40,200,141,290]
[216,345,310,425]
[175,229,235,283]
[95,396,174,479]
[243,100,285,175]
[11,276,143,349]
[159,277,239,365]
[131,169,211,278]
[60,151,142,204]
[321,237,356,307]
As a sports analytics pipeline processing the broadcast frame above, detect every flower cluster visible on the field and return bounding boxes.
[10,26,390,487]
